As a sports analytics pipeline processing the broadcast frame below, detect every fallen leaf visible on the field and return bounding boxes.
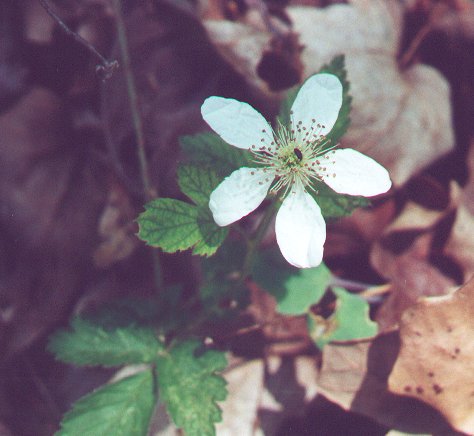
[388,279,474,434]
[216,359,264,436]
[0,88,106,359]
[93,180,138,268]
[445,143,474,281]
[370,187,460,331]
[201,0,455,186]
[203,20,274,95]
[371,233,456,331]
[246,284,311,355]
[289,0,454,186]
[316,334,457,434]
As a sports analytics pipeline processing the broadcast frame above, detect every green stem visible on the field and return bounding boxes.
[241,192,282,280]
[112,0,163,289]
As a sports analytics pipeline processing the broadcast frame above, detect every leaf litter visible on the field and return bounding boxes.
[1,0,473,435]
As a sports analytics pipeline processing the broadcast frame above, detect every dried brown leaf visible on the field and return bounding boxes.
[445,144,474,281]
[316,334,457,433]
[216,359,264,435]
[0,88,106,359]
[388,279,474,434]
[371,233,456,331]
[201,0,455,185]
[289,0,454,186]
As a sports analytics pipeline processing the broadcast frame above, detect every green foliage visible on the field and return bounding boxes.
[137,164,228,256]
[199,240,250,320]
[156,340,228,436]
[308,287,378,349]
[310,182,370,219]
[252,249,332,315]
[180,133,252,177]
[56,370,155,436]
[137,198,200,251]
[48,318,163,367]
[278,55,352,149]
[178,164,221,207]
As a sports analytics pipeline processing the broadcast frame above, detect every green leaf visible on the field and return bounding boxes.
[180,133,252,177]
[178,165,221,207]
[48,318,163,367]
[252,249,332,315]
[57,370,155,436]
[193,207,228,256]
[157,340,227,436]
[278,55,351,149]
[308,287,378,349]
[137,198,201,253]
[310,182,370,219]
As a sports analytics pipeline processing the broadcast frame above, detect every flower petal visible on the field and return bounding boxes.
[209,167,274,226]
[291,73,343,137]
[275,187,326,268]
[201,97,273,149]
[321,148,392,196]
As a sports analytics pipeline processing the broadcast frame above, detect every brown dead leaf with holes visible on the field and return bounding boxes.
[201,0,454,186]
[316,334,456,433]
[388,278,474,434]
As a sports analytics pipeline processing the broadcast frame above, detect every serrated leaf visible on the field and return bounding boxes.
[310,182,370,219]
[278,55,351,149]
[157,340,227,436]
[193,207,228,256]
[57,370,155,436]
[180,133,252,177]
[48,318,163,367]
[308,287,377,349]
[178,165,221,207]
[137,198,201,253]
[252,249,332,315]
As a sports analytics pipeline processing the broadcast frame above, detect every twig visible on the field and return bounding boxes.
[111,0,163,288]
[111,0,155,199]
[399,2,448,69]
[38,0,118,80]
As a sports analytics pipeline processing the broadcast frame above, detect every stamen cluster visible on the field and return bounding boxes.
[249,112,336,195]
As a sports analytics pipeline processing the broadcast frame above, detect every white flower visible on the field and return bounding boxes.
[201,74,391,268]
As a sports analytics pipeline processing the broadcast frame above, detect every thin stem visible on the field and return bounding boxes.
[38,0,118,80]
[112,0,155,199]
[112,0,162,288]
[241,192,282,280]
[399,3,447,69]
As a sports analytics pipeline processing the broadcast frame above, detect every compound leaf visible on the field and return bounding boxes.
[156,340,227,436]
[57,370,154,436]
[48,318,163,367]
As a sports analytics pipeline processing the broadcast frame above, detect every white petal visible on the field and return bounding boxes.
[201,97,273,149]
[209,167,274,226]
[321,149,392,197]
[275,187,326,268]
[291,73,343,137]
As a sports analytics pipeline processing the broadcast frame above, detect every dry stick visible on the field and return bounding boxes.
[38,0,118,80]
[399,2,447,69]
[111,0,163,289]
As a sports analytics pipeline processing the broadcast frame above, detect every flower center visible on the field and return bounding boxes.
[250,116,335,195]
